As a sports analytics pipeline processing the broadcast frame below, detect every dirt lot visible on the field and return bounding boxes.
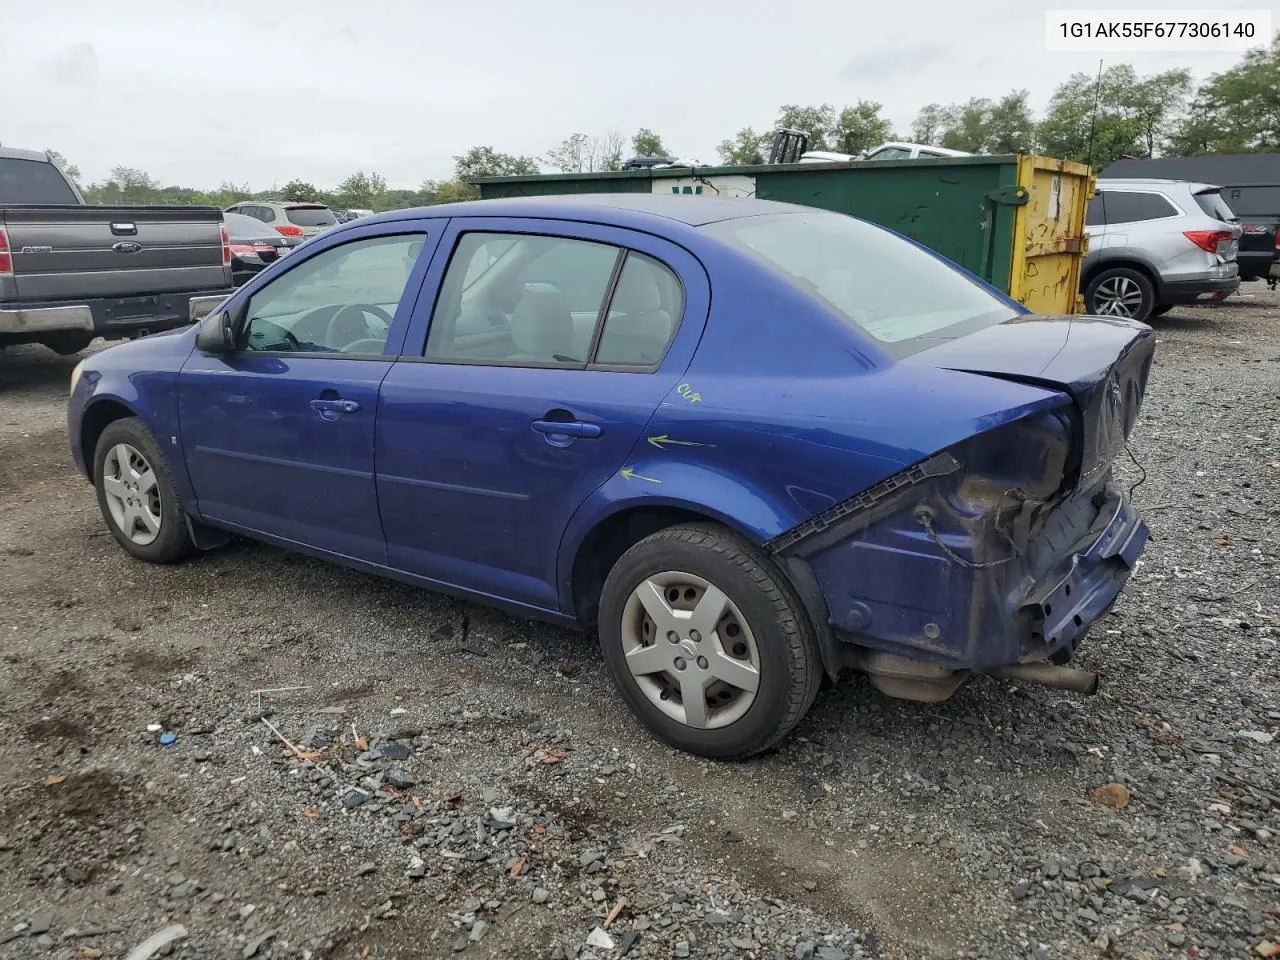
[1,293,1277,960]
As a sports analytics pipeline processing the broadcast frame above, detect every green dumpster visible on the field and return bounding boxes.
[476,155,1093,315]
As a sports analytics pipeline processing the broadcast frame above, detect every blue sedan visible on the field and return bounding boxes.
[67,196,1153,759]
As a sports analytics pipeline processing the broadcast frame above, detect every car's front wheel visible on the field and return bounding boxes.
[93,417,194,564]
[1085,267,1156,322]
[598,524,821,759]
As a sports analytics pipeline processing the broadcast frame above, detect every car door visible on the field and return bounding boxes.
[179,220,440,563]
[376,217,709,612]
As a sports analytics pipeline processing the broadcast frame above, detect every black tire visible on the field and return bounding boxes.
[1149,304,1174,317]
[42,332,94,356]
[598,523,821,760]
[93,417,195,564]
[1084,267,1156,323]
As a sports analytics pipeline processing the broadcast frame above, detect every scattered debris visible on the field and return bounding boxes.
[122,924,188,960]
[1090,782,1131,810]
[586,927,615,950]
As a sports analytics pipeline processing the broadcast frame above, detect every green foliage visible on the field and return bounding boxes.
[280,179,320,202]
[909,105,950,145]
[775,103,837,151]
[334,170,388,210]
[716,128,771,165]
[833,101,894,155]
[935,91,1036,154]
[1037,64,1192,166]
[45,149,81,182]
[419,179,481,204]
[453,146,539,181]
[632,128,669,158]
[1170,34,1280,154]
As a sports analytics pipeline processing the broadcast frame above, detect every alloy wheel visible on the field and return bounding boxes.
[1093,274,1145,317]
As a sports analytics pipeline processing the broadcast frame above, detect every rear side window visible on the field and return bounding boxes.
[424,232,685,369]
[1102,191,1178,224]
[1193,190,1238,223]
[287,206,337,227]
[0,158,78,204]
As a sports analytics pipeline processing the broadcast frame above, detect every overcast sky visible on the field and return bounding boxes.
[4,0,1273,190]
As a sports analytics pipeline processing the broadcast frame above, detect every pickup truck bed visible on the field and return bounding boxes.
[1,147,234,355]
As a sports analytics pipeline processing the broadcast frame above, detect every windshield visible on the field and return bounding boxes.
[286,206,337,227]
[704,211,1015,350]
[0,158,79,204]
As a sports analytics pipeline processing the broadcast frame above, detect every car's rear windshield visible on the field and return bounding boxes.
[0,158,79,204]
[286,205,337,226]
[1193,189,1239,223]
[703,211,1016,353]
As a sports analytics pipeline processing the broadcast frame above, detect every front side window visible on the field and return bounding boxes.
[426,233,620,366]
[241,234,424,355]
[704,211,1015,354]
[867,147,910,161]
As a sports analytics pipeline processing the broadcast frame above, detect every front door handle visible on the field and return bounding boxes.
[531,419,602,439]
[310,398,360,421]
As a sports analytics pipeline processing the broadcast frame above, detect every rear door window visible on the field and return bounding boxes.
[0,158,79,204]
[1102,191,1179,224]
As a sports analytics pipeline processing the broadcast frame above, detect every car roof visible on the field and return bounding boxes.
[0,146,52,162]
[1098,177,1221,192]
[368,194,802,228]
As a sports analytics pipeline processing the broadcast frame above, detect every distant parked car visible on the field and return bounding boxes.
[1083,178,1241,321]
[68,195,1153,760]
[224,200,337,240]
[224,212,301,287]
[345,208,375,220]
[798,143,973,164]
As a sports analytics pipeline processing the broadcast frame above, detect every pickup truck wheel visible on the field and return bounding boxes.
[42,332,94,356]
[598,524,821,760]
[1085,268,1155,322]
[93,418,194,564]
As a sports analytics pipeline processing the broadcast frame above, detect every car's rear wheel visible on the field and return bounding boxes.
[93,418,195,564]
[598,524,821,760]
[1150,304,1174,317]
[1085,267,1155,322]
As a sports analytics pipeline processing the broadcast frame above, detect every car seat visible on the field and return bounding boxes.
[510,284,577,361]
[595,265,673,365]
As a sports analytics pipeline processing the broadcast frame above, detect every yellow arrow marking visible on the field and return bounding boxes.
[647,434,712,450]
[620,467,662,484]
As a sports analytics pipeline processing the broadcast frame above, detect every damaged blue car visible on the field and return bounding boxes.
[67,195,1152,759]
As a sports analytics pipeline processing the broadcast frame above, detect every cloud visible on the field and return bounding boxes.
[38,42,99,87]
[840,44,950,83]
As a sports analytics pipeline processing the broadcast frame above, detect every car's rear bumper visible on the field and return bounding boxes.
[1,290,233,345]
[1158,275,1240,305]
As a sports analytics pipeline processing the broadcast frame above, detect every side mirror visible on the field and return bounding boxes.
[195,311,235,354]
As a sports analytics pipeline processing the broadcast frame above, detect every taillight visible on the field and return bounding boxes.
[1183,229,1233,253]
[275,225,304,237]
[220,225,231,265]
[0,226,11,275]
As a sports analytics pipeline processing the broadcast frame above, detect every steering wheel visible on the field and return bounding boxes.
[324,303,394,351]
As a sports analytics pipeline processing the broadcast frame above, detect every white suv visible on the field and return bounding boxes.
[224,200,337,239]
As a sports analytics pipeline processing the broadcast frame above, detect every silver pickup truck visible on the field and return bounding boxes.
[1,146,234,355]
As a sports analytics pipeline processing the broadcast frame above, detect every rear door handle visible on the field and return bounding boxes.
[531,419,602,438]
[310,398,360,421]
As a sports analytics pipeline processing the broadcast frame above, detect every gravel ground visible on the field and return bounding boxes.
[0,290,1277,960]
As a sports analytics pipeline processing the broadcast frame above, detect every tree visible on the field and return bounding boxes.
[544,133,625,173]
[453,146,539,182]
[45,149,81,182]
[632,128,669,158]
[1170,35,1280,154]
[775,104,837,151]
[717,127,771,165]
[335,170,388,210]
[1038,65,1191,167]
[598,129,626,172]
[420,178,480,204]
[833,101,893,155]
[910,105,950,145]
[280,179,320,202]
[938,91,1036,154]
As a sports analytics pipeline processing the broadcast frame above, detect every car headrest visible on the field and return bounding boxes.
[613,265,663,313]
[511,285,573,358]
